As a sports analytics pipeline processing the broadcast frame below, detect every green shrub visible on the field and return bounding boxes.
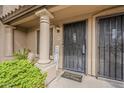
[13,48,29,60]
[0,59,47,88]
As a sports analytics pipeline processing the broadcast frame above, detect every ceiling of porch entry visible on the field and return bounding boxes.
[14,5,115,28]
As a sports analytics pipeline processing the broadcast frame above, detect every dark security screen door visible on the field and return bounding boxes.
[63,21,86,73]
[99,15,124,81]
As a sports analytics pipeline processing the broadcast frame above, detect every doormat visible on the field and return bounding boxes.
[61,72,82,82]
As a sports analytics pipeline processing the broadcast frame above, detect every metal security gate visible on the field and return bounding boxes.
[63,21,86,73]
[99,15,124,81]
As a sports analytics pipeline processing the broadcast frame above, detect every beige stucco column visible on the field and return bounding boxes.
[5,25,15,57]
[35,9,54,64]
[35,9,56,85]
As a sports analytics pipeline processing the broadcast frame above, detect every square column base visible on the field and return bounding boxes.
[35,62,57,85]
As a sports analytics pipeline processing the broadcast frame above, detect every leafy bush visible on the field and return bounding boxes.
[13,48,29,60]
[0,59,47,88]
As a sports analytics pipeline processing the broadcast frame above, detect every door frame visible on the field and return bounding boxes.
[62,19,88,74]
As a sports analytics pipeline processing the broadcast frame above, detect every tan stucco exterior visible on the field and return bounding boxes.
[53,25,63,68]
[0,5,124,79]
[0,21,5,61]
[27,28,38,54]
[14,28,27,52]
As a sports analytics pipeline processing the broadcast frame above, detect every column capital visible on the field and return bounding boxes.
[35,8,54,19]
[4,25,16,29]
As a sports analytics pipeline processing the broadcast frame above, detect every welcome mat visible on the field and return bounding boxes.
[61,72,82,82]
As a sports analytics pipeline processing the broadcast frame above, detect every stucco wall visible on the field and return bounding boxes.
[0,6,3,16]
[0,21,5,61]
[27,28,37,54]
[14,29,27,51]
[53,26,63,69]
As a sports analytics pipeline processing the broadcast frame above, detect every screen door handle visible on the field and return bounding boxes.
[82,45,85,54]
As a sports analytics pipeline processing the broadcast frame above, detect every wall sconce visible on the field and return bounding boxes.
[56,26,60,33]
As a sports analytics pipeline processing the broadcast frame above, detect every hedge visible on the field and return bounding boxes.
[0,59,47,88]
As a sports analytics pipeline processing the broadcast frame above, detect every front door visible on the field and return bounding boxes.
[99,15,124,81]
[63,21,86,73]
